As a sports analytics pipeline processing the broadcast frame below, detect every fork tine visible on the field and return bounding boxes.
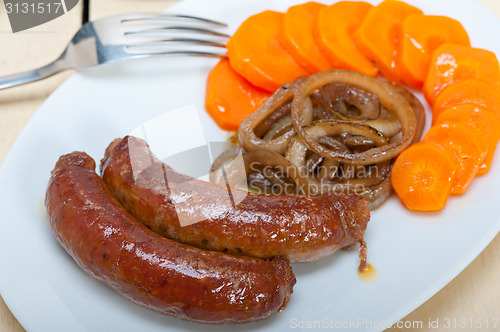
[128,50,228,58]
[126,37,227,48]
[120,13,227,27]
[125,26,230,38]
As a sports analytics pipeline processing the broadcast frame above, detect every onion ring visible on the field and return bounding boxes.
[242,149,312,195]
[291,70,417,165]
[320,83,381,120]
[390,83,425,143]
[263,115,294,141]
[239,83,299,154]
[209,147,246,188]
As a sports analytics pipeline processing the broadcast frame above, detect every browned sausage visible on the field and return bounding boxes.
[101,136,370,263]
[46,152,295,324]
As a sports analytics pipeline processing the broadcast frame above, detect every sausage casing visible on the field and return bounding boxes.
[101,136,370,263]
[46,152,295,324]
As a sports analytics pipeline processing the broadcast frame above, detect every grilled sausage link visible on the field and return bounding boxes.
[101,136,370,263]
[46,152,295,324]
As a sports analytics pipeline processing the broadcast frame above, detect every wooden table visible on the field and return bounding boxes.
[0,1,499,331]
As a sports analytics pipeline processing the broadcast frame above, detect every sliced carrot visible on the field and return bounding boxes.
[313,1,376,76]
[434,104,500,175]
[432,79,500,120]
[353,0,423,83]
[423,123,487,194]
[423,44,500,106]
[392,141,458,211]
[205,58,272,131]
[227,10,310,92]
[279,2,332,74]
[397,15,470,88]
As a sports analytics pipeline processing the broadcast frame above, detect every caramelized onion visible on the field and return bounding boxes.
[286,136,340,190]
[391,83,425,143]
[292,70,417,165]
[242,149,312,195]
[320,83,380,120]
[302,120,389,156]
[213,69,425,211]
[364,119,401,138]
[239,83,299,154]
[263,115,294,141]
[209,147,246,188]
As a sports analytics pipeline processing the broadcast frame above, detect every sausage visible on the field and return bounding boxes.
[45,152,295,324]
[101,136,370,263]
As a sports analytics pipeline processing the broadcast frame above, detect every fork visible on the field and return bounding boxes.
[0,13,229,90]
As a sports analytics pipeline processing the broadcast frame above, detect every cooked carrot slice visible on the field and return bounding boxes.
[432,79,500,120]
[353,0,422,82]
[205,58,272,131]
[313,1,376,76]
[434,104,500,175]
[279,2,332,74]
[423,44,500,106]
[397,15,470,88]
[227,10,310,92]
[423,123,487,194]
[392,141,458,211]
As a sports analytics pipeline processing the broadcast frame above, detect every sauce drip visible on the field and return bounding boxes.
[357,240,377,282]
[358,240,368,272]
[359,264,378,282]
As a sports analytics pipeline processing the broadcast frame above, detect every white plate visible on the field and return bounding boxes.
[1,0,499,331]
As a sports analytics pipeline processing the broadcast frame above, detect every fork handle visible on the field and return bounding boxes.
[0,58,69,90]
